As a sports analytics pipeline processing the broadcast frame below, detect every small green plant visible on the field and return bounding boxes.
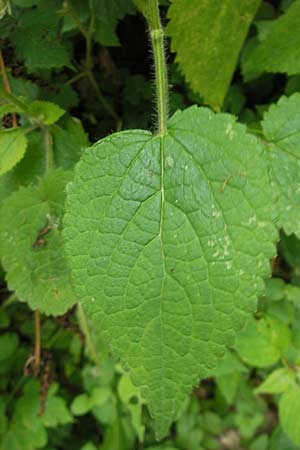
[1,1,300,449]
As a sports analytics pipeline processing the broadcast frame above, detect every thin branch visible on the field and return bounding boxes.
[64,2,88,38]
[43,126,53,172]
[86,70,121,126]
[0,49,17,127]
[33,311,41,377]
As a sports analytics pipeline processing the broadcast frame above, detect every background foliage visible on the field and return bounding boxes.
[1,0,300,449]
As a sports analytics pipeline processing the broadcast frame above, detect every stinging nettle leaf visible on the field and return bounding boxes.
[10,0,73,71]
[255,367,296,395]
[27,100,65,125]
[242,1,300,79]
[262,93,300,237]
[0,128,27,177]
[63,106,277,437]
[0,169,76,316]
[167,0,260,109]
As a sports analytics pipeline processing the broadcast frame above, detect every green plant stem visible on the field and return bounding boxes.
[0,49,18,127]
[146,0,169,135]
[64,3,121,128]
[77,303,100,366]
[65,2,88,38]
[66,71,86,85]
[86,12,95,71]
[86,70,121,124]
[43,126,53,172]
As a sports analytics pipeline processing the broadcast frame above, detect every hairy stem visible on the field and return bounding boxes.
[0,49,18,127]
[146,0,169,135]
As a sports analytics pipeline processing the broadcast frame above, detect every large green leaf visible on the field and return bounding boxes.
[64,106,277,436]
[242,1,300,78]
[167,0,260,109]
[262,93,300,236]
[0,169,76,315]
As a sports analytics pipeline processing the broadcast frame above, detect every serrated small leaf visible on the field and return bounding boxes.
[167,0,260,109]
[41,384,73,427]
[0,119,88,209]
[0,169,76,315]
[27,101,65,125]
[10,0,72,70]
[243,1,300,78]
[0,128,27,176]
[64,106,277,436]
[0,102,24,118]
[262,93,300,237]
[255,368,296,395]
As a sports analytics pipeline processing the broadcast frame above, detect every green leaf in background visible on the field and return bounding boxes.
[0,169,76,315]
[12,0,40,6]
[64,106,277,437]
[0,380,47,450]
[0,117,88,209]
[27,100,65,125]
[0,128,27,177]
[243,1,300,79]
[80,444,98,450]
[92,0,136,46]
[167,0,260,109]
[41,384,73,427]
[0,379,72,450]
[10,0,72,70]
[269,428,299,450]
[71,393,91,416]
[279,386,300,444]
[0,102,24,119]
[216,372,242,404]
[118,373,146,441]
[279,232,300,268]
[235,316,291,367]
[255,368,296,394]
[262,93,300,237]
[0,332,18,362]
[71,387,110,416]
